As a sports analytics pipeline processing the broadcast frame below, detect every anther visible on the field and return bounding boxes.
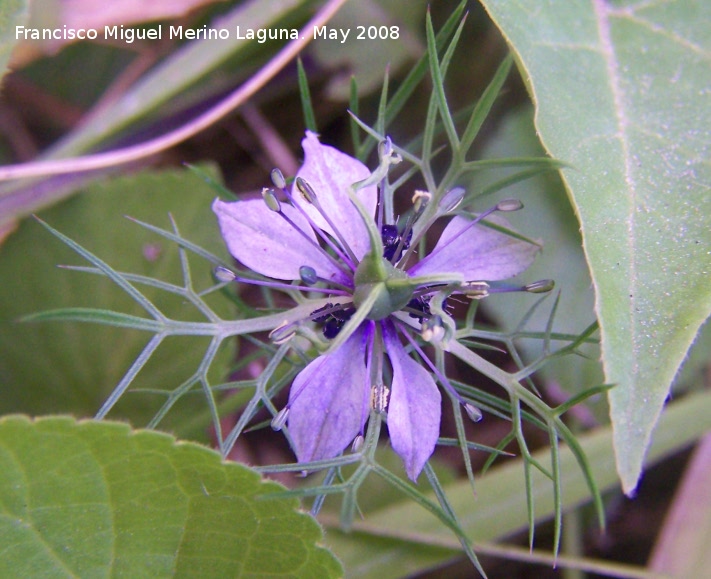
[440,187,465,213]
[524,279,555,293]
[496,199,523,212]
[378,137,393,158]
[270,168,287,189]
[412,190,432,213]
[351,434,365,453]
[464,403,483,423]
[271,407,289,431]
[269,321,297,344]
[370,383,390,413]
[213,266,237,283]
[378,136,401,165]
[421,316,445,343]
[299,266,318,286]
[461,281,490,299]
[261,187,281,212]
[295,177,317,204]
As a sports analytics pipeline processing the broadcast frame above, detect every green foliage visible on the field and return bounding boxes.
[0,415,342,578]
[479,0,711,493]
[1,0,709,576]
[0,167,232,436]
[325,387,711,577]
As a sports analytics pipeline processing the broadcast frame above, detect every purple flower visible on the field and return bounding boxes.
[213,131,542,481]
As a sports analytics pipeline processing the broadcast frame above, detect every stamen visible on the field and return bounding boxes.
[425,199,525,260]
[269,321,298,344]
[310,302,356,339]
[393,320,468,406]
[271,407,290,431]
[440,187,465,213]
[464,403,483,423]
[496,199,524,212]
[460,281,490,299]
[421,315,445,343]
[273,207,354,278]
[296,177,360,267]
[394,194,433,267]
[524,279,556,293]
[411,190,432,213]
[270,168,287,190]
[271,176,357,272]
[486,279,555,295]
[351,434,365,453]
[212,267,348,296]
[261,187,281,212]
[370,383,389,413]
[299,266,318,285]
[381,223,412,262]
[213,265,237,283]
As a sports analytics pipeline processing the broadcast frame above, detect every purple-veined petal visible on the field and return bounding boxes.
[408,214,540,281]
[383,324,441,481]
[288,328,368,464]
[213,198,347,283]
[292,131,377,260]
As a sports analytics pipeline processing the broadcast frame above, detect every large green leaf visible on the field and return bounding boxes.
[0,0,28,80]
[478,0,711,492]
[0,415,341,578]
[472,106,603,403]
[0,167,231,435]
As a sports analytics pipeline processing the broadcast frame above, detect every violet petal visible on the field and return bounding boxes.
[383,325,441,481]
[288,328,368,464]
[292,131,377,260]
[408,214,539,281]
[213,198,347,283]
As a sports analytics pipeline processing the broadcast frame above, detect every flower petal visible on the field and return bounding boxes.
[288,328,368,464]
[213,198,347,283]
[408,214,540,281]
[383,325,441,481]
[292,131,377,260]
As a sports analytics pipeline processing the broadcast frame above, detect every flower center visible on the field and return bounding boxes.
[352,252,414,321]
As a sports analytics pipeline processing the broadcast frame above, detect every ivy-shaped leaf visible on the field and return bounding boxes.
[479,0,711,493]
[0,416,342,578]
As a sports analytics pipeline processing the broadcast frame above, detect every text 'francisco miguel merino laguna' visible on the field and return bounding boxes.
[15,25,305,44]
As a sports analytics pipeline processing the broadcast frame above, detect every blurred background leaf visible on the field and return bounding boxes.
[0,166,232,438]
[0,0,27,79]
